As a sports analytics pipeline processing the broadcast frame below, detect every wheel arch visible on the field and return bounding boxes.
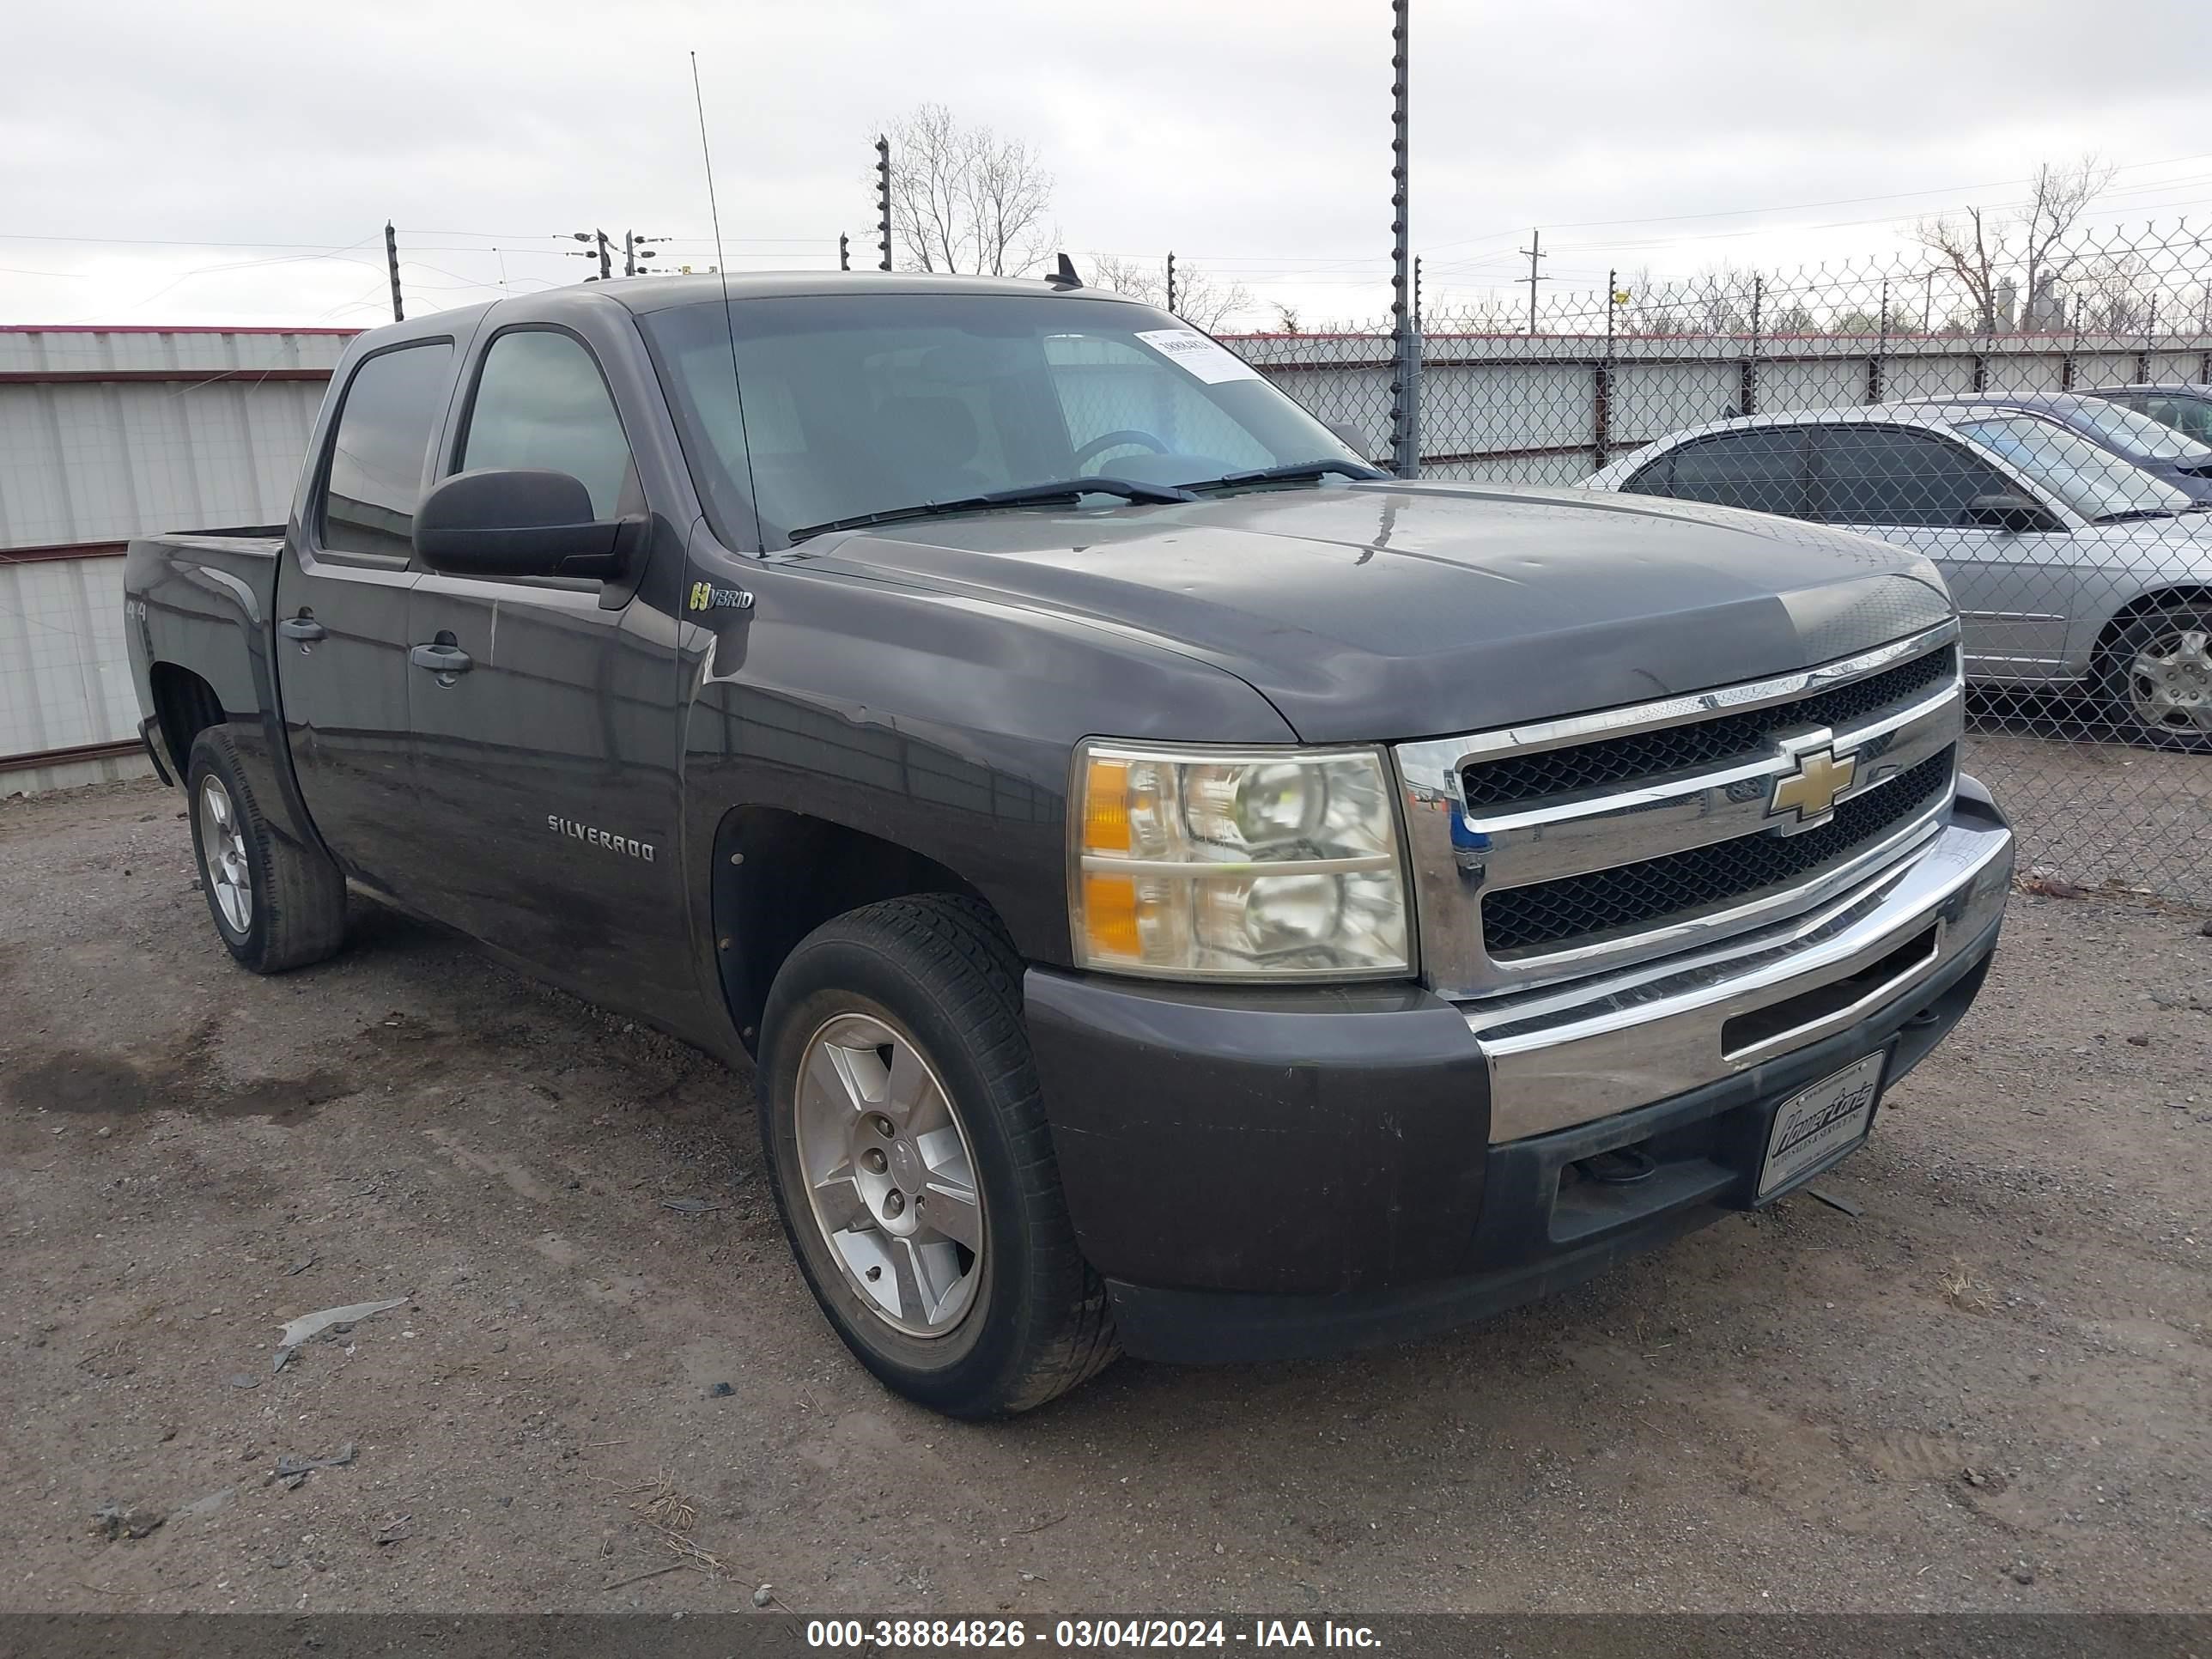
[2092,584,2212,662]
[710,805,994,1059]
[146,661,228,781]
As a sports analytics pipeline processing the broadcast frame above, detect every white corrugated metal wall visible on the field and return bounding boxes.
[0,326,353,793]
[1229,329,2212,481]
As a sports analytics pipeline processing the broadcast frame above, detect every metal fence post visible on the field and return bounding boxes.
[1594,267,1615,471]
[876,137,893,272]
[384,222,404,322]
[1869,276,1889,403]
[1740,274,1762,416]
[1387,0,1419,478]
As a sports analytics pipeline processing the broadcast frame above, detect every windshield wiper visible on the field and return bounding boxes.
[1184,459,1389,491]
[2094,507,2184,525]
[787,477,1195,544]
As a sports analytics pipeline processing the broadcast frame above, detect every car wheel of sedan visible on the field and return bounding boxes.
[2100,604,2212,753]
[757,894,1119,1417]
[185,726,349,973]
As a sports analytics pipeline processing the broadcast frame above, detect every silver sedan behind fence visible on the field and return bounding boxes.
[1223,222,2212,903]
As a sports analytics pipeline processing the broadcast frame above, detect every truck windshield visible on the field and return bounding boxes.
[1950,415,2194,521]
[638,293,1368,549]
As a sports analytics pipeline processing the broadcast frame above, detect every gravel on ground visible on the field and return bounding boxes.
[3,779,2208,1613]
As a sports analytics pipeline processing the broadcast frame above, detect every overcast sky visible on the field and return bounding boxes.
[3,0,2209,332]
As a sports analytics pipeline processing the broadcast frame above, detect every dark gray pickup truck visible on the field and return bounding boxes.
[125,271,2014,1416]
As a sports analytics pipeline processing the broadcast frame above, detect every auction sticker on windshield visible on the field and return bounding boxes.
[1137,327,1262,385]
[1758,1051,1884,1199]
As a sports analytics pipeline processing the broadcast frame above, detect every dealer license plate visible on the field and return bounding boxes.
[1758,1052,1885,1200]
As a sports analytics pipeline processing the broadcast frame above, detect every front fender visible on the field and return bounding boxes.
[2057,526,2212,676]
[674,550,1298,975]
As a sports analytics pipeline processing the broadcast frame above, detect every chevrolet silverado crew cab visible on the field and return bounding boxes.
[125,272,2014,1417]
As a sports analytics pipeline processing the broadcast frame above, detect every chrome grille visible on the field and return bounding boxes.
[1460,646,1957,810]
[1394,623,1964,1000]
[1482,747,1954,955]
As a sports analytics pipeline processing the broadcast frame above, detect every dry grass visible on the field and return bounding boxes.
[613,1472,719,1575]
[1942,1262,1993,1315]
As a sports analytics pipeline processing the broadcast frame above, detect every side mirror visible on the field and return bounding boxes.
[414,468,636,579]
[1323,419,1378,463]
[1965,492,2051,534]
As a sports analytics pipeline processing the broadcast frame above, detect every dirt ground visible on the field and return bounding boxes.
[3,777,2208,1616]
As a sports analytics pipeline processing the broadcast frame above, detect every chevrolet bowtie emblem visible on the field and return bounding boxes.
[1769,744,1857,825]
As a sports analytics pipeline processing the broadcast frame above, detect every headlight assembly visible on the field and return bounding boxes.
[1070,742,1413,981]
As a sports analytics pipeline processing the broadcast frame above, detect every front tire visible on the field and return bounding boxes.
[185,726,348,973]
[757,896,1118,1417]
[2098,604,2212,752]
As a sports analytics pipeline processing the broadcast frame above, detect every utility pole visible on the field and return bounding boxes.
[1166,251,1177,316]
[1518,228,1547,335]
[876,137,893,271]
[839,233,851,271]
[383,222,404,321]
[1387,0,1419,479]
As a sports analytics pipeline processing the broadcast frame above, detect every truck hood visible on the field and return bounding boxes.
[793,482,1954,744]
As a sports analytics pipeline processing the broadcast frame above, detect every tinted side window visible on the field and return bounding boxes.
[321,343,453,559]
[2142,394,2212,444]
[1620,451,1674,495]
[1662,432,1808,515]
[1810,427,2008,527]
[459,331,636,519]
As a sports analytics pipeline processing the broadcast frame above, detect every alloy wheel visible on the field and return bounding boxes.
[2127,624,2212,739]
[197,775,252,934]
[792,1011,984,1337]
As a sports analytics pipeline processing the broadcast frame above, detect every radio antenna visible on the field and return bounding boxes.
[689,50,761,550]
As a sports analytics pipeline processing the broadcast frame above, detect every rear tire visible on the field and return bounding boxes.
[757,895,1118,1417]
[2098,604,2212,753]
[185,726,348,973]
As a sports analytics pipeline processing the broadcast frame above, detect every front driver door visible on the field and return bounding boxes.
[401,323,690,1009]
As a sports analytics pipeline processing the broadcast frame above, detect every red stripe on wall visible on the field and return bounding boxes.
[0,738,143,775]
[0,368,334,385]
[0,541,128,564]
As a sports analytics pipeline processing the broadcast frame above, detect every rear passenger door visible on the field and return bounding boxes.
[1807,426,2070,676]
[277,338,453,895]
[400,323,688,998]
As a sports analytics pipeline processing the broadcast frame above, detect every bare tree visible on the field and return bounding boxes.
[1909,155,2117,333]
[2073,252,2153,336]
[1088,253,1255,332]
[881,104,1055,276]
[1271,301,1303,336]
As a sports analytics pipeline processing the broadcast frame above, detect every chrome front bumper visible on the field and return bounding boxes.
[1464,794,2014,1143]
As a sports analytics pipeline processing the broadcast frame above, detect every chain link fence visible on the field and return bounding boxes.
[1227,224,2212,903]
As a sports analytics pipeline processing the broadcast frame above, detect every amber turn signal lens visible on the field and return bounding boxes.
[1082,757,1132,854]
[1081,872,1142,958]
